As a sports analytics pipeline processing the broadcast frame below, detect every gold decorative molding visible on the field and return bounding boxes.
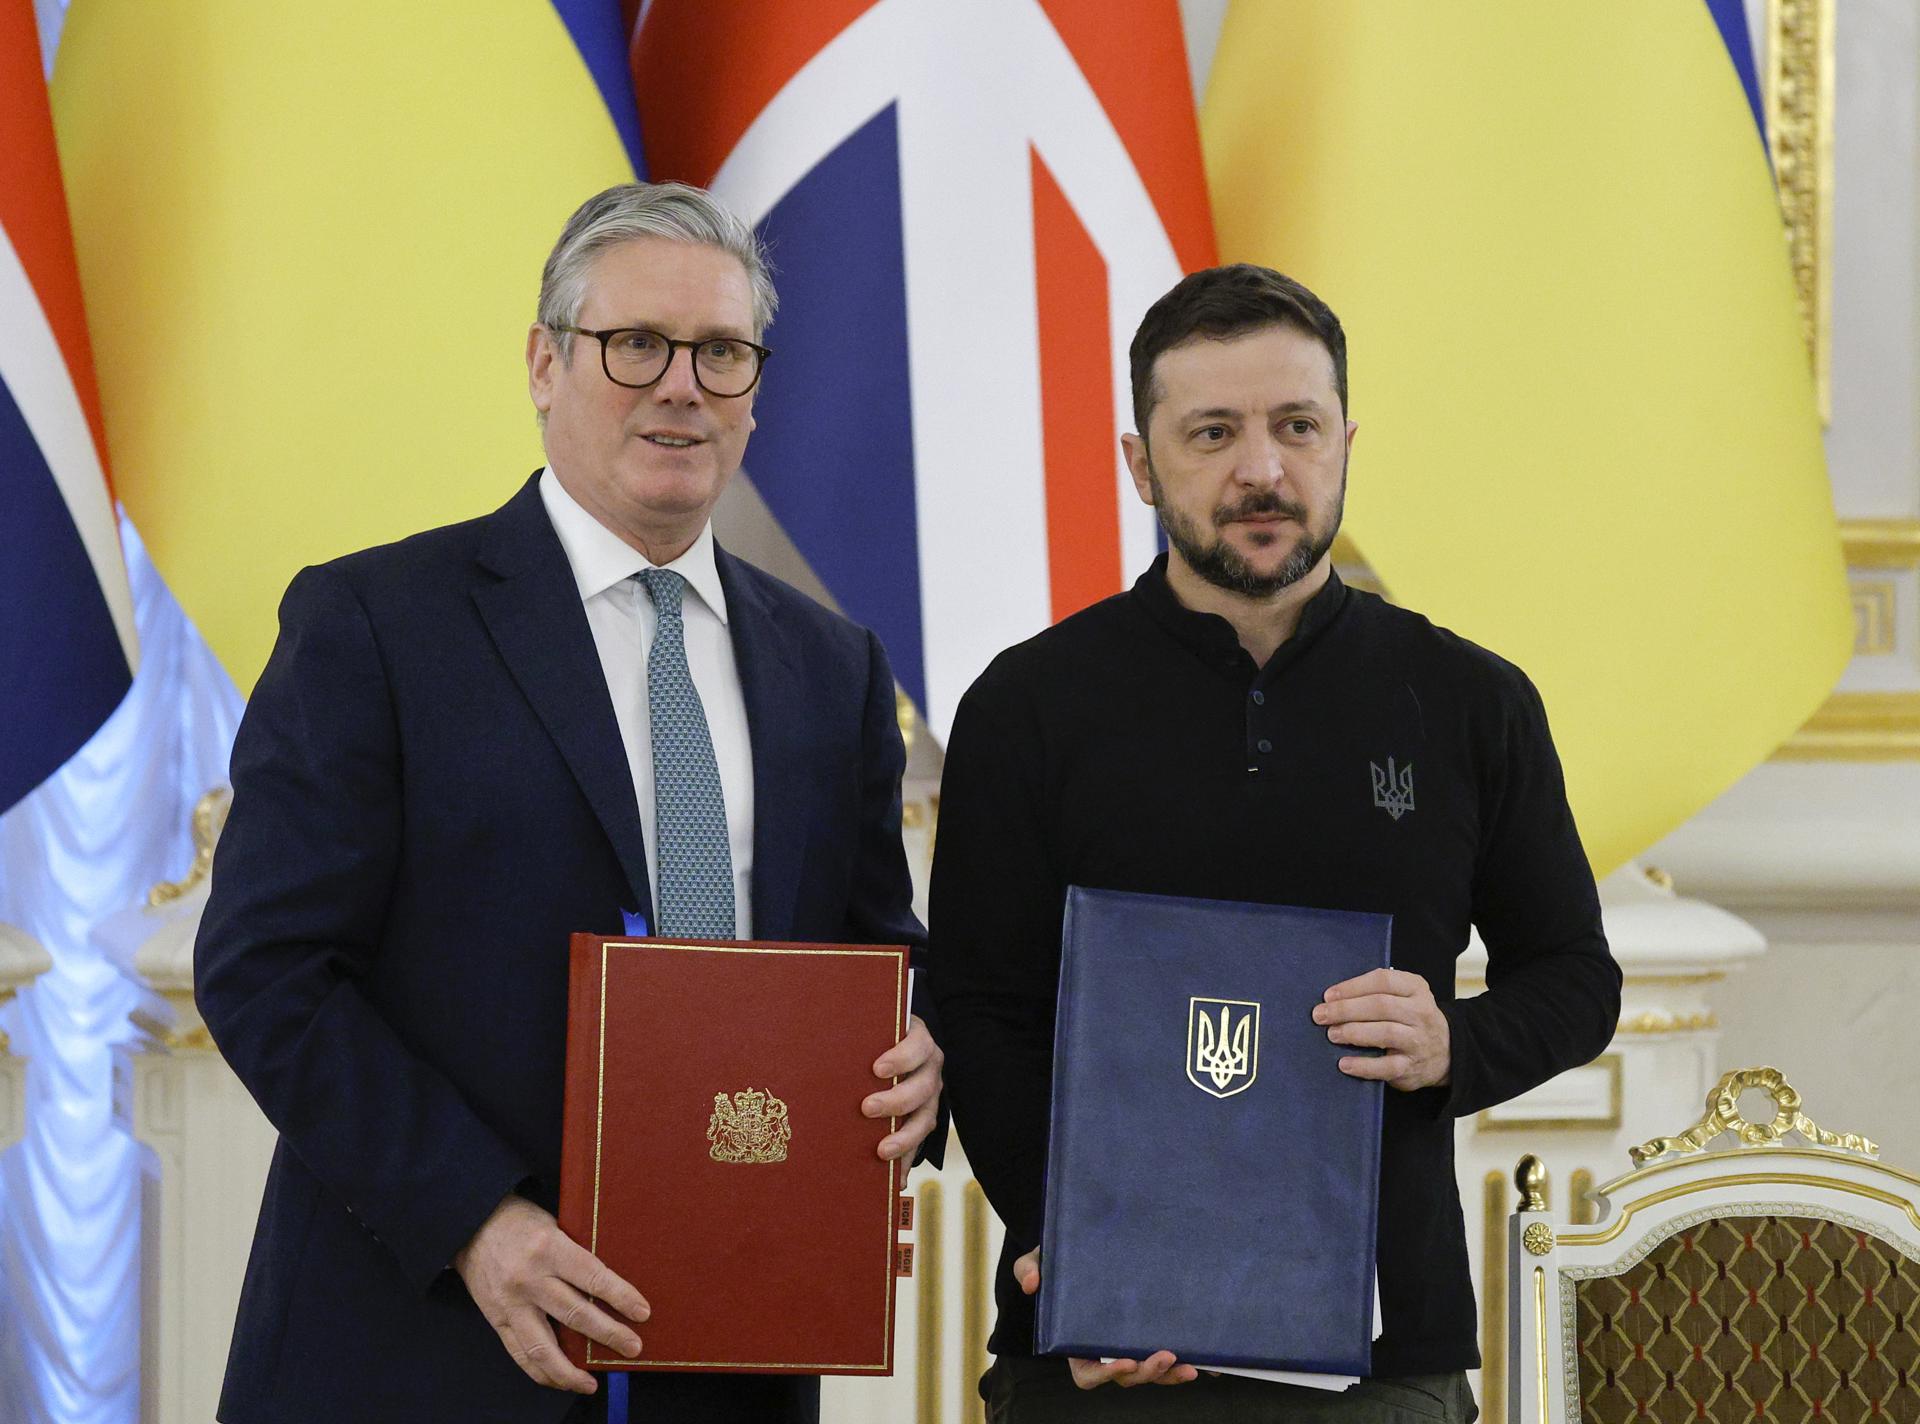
[1839,518,1920,571]
[1597,1143,1920,1201]
[1778,691,1920,761]
[1628,1064,1877,1167]
[1764,0,1834,424]
[1522,1222,1555,1257]
[916,1180,943,1424]
[961,1181,990,1424]
[1853,580,1897,656]
[1558,1170,1920,1247]
[0,1028,9,1054]
[1480,1170,1507,1424]
[1532,1267,1549,1424]
[148,787,231,908]
[1777,521,1920,760]
[1616,1009,1718,1036]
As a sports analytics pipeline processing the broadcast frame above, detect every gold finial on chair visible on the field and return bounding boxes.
[1627,1065,1878,1167]
[1515,1154,1548,1212]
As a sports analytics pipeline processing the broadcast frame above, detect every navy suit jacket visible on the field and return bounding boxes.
[195,474,936,1423]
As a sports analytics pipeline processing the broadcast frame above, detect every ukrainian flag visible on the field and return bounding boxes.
[1204,1,1852,875]
[50,0,643,690]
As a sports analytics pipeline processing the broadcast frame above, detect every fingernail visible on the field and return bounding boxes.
[1311,1007,1328,1023]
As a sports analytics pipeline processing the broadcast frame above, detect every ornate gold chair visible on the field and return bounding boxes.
[1507,1067,1920,1424]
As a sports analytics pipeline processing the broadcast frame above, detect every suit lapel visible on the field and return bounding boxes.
[716,546,807,940]
[473,477,654,922]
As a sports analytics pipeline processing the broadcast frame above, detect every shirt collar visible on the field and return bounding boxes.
[538,466,730,624]
[1132,552,1347,676]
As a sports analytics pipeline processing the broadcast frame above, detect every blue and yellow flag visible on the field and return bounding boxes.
[1204,1,1852,875]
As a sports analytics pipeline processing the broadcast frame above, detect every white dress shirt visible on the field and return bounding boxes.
[539,468,754,936]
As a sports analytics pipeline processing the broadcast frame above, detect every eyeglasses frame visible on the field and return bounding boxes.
[551,324,772,398]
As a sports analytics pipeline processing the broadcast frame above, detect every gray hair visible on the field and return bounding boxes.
[536,181,777,352]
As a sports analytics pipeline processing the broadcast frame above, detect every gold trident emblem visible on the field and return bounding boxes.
[1186,998,1260,1099]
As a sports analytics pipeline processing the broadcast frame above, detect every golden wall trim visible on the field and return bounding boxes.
[961,1181,990,1424]
[1855,581,1897,656]
[1480,1171,1507,1424]
[1840,518,1920,571]
[1616,1010,1718,1036]
[1778,692,1920,761]
[1764,0,1834,424]
[916,1180,943,1424]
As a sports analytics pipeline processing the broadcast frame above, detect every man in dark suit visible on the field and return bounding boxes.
[194,181,944,1424]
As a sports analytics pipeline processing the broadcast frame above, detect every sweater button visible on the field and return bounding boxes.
[1250,690,1266,705]
[1256,738,1273,754]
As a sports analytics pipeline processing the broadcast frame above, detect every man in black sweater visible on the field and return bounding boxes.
[928,264,1621,1421]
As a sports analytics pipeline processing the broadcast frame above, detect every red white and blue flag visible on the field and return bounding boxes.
[0,0,138,813]
[633,0,1215,739]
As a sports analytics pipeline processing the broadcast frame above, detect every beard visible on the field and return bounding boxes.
[1148,457,1347,598]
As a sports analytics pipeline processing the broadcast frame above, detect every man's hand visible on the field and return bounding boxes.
[1315,967,1451,1091]
[452,1194,649,1394]
[864,1014,943,1161]
[1010,1247,1199,1390]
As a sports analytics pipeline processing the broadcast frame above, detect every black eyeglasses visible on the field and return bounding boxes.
[554,325,771,398]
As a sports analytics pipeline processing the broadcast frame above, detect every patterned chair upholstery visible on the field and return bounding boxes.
[1508,1067,1920,1424]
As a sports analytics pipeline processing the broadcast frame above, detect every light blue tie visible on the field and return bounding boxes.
[635,568,735,939]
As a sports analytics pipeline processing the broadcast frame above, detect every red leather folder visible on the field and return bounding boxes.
[557,934,909,1374]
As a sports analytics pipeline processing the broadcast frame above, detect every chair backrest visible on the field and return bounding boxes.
[1507,1066,1920,1424]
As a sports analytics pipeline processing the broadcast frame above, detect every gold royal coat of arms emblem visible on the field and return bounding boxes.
[706,1087,792,1164]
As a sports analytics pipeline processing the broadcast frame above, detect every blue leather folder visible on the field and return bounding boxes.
[1035,886,1391,1375]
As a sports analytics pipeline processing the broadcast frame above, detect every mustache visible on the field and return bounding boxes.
[1214,492,1310,525]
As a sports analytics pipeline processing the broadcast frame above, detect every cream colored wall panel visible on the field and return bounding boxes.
[1824,0,1920,515]
[1648,763,1920,907]
[117,1044,277,1424]
[1706,933,1920,1169]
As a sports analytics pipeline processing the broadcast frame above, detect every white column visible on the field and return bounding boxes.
[0,924,53,1152]
[1453,862,1768,1419]
[100,855,277,1424]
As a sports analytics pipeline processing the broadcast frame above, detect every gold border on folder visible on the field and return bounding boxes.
[586,940,906,1371]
